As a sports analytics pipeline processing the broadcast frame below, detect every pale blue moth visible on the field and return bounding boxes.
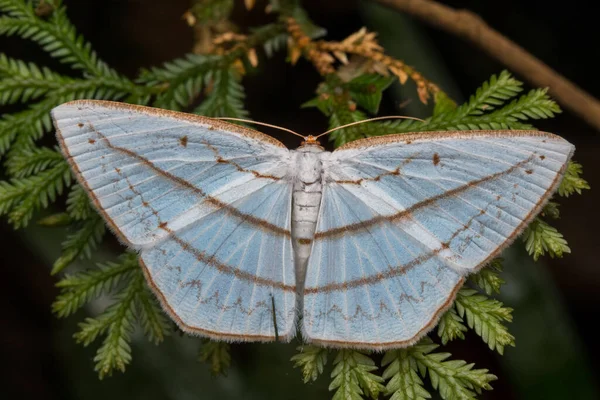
[51,100,574,350]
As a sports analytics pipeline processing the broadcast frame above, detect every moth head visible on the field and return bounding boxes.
[301,135,321,147]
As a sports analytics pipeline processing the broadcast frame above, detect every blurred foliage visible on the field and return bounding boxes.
[0,0,590,398]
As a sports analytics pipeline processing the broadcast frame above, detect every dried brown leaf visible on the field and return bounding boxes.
[389,65,409,84]
[182,10,196,27]
[333,51,349,64]
[417,85,430,104]
[247,48,258,67]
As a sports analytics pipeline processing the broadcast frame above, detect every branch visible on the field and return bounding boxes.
[373,0,600,130]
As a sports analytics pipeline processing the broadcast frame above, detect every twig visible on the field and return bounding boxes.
[373,0,600,130]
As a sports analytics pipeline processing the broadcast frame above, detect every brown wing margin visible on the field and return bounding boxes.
[334,129,563,151]
[57,100,288,148]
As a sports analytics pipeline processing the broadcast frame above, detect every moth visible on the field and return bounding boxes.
[52,100,573,349]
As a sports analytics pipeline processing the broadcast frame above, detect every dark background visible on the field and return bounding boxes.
[1,0,599,399]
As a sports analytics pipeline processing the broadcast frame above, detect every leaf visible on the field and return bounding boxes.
[0,160,71,228]
[382,349,432,400]
[523,217,571,261]
[52,252,138,318]
[198,340,231,376]
[558,161,590,197]
[194,67,249,118]
[291,345,329,383]
[384,339,497,400]
[455,289,515,355]
[329,350,384,400]
[136,285,171,345]
[51,213,106,275]
[469,258,505,296]
[437,308,467,345]
[432,91,458,116]
[74,266,145,379]
[66,184,94,221]
[347,73,395,114]
[408,339,497,400]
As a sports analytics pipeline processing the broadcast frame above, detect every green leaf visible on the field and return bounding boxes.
[458,70,523,117]
[198,340,231,376]
[382,349,432,400]
[291,345,329,383]
[52,252,138,318]
[469,258,505,296]
[72,261,147,379]
[541,201,561,219]
[347,74,395,114]
[558,161,590,197]
[437,308,467,345]
[409,339,497,400]
[0,0,117,77]
[384,340,496,400]
[455,289,515,355]
[432,90,458,116]
[330,350,384,400]
[194,67,249,118]
[51,213,106,275]
[66,184,93,221]
[139,53,219,110]
[523,217,571,261]
[0,159,71,228]
[190,0,234,23]
[4,146,64,178]
[136,285,171,345]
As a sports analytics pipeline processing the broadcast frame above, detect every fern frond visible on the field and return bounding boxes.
[382,349,432,400]
[437,308,467,345]
[523,217,571,261]
[541,201,561,219]
[457,70,523,117]
[90,273,140,379]
[291,345,329,383]
[66,184,93,220]
[4,146,63,178]
[52,252,138,318]
[347,73,395,114]
[0,0,115,77]
[455,289,515,355]
[0,97,55,154]
[198,340,231,376]
[136,285,171,345]
[469,259,505,296]
[490,87,561,121]
[139,54,220,110]
[408,340,497,400]
[330,350,385,400]
[558,161,590,197]
[0,159,70,228]
[74,263,146,379]
[190,0,234,23]
[195,67,249,118]
[51,213,106,275]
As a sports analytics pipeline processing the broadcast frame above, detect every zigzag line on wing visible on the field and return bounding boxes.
[84,123,291,237]
[177,279,294,320]
[315,154,536,240]
[305,208,485,294]
[305,266,454,323]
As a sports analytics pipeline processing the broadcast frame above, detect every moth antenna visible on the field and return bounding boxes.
[315,116,426,139]
[216,117,306,140]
